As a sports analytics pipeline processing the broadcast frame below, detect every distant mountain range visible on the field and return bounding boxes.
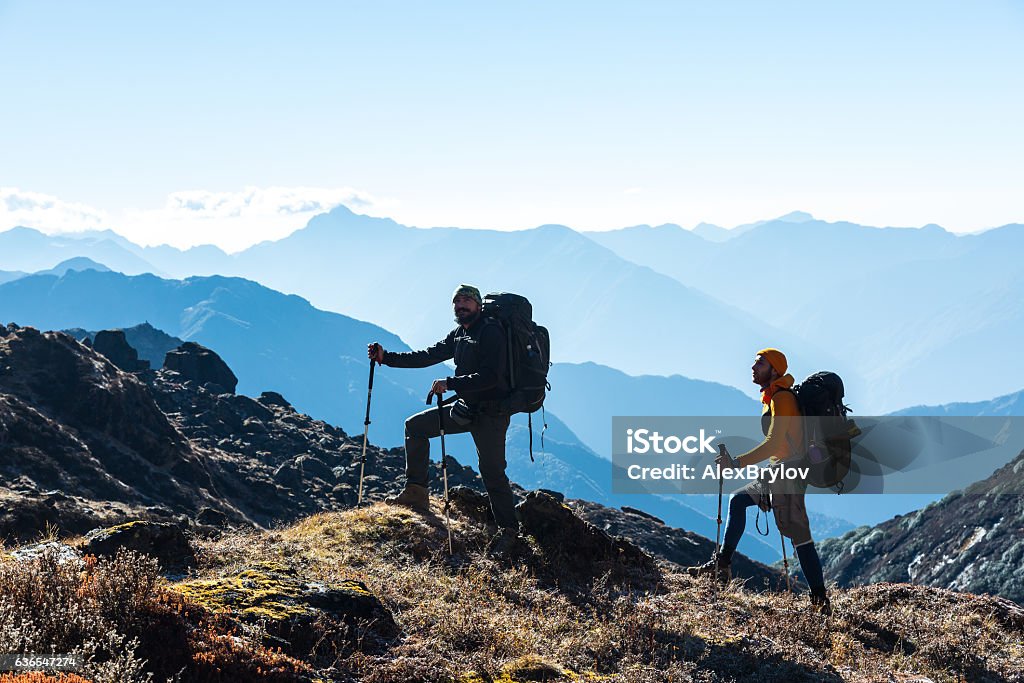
[548,361,760,456]
[891,387,1024,416]
[815,389,1024,603]
[0,268,420,446]
[584,214,1024,412]
[817,447,1024,604]
[5,210,1023,413]
[0,226,161,275]
[1,269,808,562]
[0,212,840,405]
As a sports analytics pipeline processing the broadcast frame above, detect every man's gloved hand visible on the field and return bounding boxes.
[426,378,448,403]
[716,444,739,470]
[367,342,385,364]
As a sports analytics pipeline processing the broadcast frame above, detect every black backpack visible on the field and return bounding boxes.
[785,371,860,491]
[482,292,551,459]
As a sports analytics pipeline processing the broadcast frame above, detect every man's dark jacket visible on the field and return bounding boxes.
[383,316,509,405]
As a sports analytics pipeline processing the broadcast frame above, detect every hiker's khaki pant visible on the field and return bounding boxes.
[739,464,813,546]
[404,405,517,529]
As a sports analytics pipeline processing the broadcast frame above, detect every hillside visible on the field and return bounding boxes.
[0,271,809,562]
[0,268,426,445]
[818,448,1024,605]
[0,322,775,583]
[2,500,1022,681]
[1,328,1022,680]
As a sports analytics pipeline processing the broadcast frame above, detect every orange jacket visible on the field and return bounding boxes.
[736,375,804,467]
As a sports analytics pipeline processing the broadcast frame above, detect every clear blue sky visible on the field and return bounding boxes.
[1,0,1022,248]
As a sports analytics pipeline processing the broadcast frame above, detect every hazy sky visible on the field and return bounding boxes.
[2,1,1022,249]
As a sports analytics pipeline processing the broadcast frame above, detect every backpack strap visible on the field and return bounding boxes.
[528,413,534,462]
[540,405,547,452]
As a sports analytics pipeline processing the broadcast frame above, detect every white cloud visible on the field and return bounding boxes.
[0,188,110,233]
[162,186,374,219]
[0,185,384,252]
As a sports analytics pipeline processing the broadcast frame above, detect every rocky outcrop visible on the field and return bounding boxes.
[818,449,1024,604]
[516,490,659,585]
[91,329,149,372]
[0,323,483,539]
[83,520,196,572]
[173,561,396,655]
[0,326,227,539]
[163,341,238,393]
[0,322,779,586]
[66,322,184,369]
[575,499,782,589]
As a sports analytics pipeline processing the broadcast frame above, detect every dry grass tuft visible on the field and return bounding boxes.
[3,502,1022,682]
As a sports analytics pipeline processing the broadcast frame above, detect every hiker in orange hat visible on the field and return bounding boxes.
[688,348,832,614]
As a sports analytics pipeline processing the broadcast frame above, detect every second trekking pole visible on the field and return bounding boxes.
[780,531,792,593]
[429,391,453,555]
[357,354,377,506]
[715,445,726,560]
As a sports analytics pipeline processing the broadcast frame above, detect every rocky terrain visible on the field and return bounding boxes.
[65,322,185,370]
[818,449,1024,604]
[3,499,1022,682]
[2,323,1023,681]
[0,322,776,585]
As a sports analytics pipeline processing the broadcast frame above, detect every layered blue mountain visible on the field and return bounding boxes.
[0,213,835,401]
[0,269,27,285]
[217,207,834,397]
[0,227,161,275]
[35,257,112,277]
[0,269,420,446]
[817,383,1024,603]
[586,215,1024,412]
[890,386,1024,416]
[548,361,759,457]
[9,210,1022,414]
[0,268,801,563]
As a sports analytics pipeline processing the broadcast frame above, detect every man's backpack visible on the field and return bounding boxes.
[482,292,551,459]
[786,371,859,491]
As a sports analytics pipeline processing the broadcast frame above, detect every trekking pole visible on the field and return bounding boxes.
[715,445,725,560]
[428,391,453,555]
[780,529,792,593]
[357,354,377,506]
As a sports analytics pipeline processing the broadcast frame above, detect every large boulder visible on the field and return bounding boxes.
[517,490,658,583]
[92,329,149,372]
[174,561,396,655]
[83,520,196,573]
[448,485,495,525]
[163,342,238,393]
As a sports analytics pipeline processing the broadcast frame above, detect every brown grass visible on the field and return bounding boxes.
[3,501,1021,682]
[185,502,1024,682]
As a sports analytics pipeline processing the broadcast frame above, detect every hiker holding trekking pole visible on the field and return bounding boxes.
[688,348,833,614]
[366,284,523,555]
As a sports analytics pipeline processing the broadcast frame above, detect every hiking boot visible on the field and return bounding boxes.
[810,587,833,616]
[384,484,430,512]
[686,554,732,585]
[487,527,526,558]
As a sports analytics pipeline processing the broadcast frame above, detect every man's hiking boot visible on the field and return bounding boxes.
[487,527,526,558]
[810,587,833,616]
[686,554,732,585]
[384,484,430,512]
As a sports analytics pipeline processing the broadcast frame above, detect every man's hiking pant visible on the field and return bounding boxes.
[723,465,814,549]
[720,465,827,588]
[404,405,517,529]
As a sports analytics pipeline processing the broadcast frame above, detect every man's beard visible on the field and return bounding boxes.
[455,308,480,324]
